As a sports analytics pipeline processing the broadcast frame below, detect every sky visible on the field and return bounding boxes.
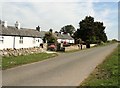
[0,0,119,40]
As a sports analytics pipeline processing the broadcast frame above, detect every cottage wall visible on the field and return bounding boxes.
[0,35,14,49]
[57,38,74,44]
[69,40,74,44]
[65,39,69,43]
[15,36,31,49]
[57,39,62,43]
[0,35,43,50]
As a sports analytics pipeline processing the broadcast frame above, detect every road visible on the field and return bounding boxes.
[2,43,118,86]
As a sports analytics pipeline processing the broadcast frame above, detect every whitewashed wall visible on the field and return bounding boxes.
[35,38,43,47]
[57,39,62,43]
[66,39,69,43]
[14,37,43,49]
[0,35,43,50]
[69,40,74,44]
[15,36,31,49]
[57,38,74,44]
[0,35,14,49]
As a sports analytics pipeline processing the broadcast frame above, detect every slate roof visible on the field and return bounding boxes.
[55,33,74,40]
[0,25,45,38]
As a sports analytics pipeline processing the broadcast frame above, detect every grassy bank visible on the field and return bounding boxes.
[80,44,119,87]
[2,53,57,70]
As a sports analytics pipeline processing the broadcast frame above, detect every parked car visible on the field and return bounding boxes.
[48,44,56,51]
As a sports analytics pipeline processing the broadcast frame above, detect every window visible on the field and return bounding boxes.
[0,36,4,43]
[19,37,23,44]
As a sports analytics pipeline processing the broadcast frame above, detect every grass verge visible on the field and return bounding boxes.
[65,49,81,53]
[80,44,119,87]
[2,53,57,70]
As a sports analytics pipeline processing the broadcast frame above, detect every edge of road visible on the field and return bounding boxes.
[3,43,118,71]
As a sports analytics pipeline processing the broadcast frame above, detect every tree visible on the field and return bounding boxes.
[60,25,75,36]
[94,22,107,42]
[55,31,58,33]
[44,31,57,43]
[74,16,107,43]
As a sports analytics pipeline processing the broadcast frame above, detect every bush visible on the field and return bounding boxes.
[112,39,117,42]
[45,32,57,43]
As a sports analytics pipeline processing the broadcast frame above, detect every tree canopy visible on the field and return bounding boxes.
[44,29,57,43]
[60,25,75,36]
[74,16,107,43]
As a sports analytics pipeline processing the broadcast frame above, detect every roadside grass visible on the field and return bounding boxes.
[79,44,119,87]
[94,41,118,47]
[65,48,89,53]
[2,42,118,70]
[65,49,81,53]
[2,53,57,70]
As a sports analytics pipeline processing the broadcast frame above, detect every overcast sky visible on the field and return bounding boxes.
[0,0,119,40]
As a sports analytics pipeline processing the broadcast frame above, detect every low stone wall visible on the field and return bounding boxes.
[0,47,46,57]
[90,44,97,47]
[65,44,97,51]
[65,45,86,51]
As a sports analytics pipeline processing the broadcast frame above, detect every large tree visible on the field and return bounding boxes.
[74,16,107,43]
[60,25,75,36]
[94,22,107,42]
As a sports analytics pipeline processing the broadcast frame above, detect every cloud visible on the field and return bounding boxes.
[1,1,118,40]
[0,2,2,19]
[0,0,119,2]
[2,2,95,29]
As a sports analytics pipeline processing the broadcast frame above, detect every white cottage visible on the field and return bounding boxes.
[0,21,45,50]
[55,33,74,44]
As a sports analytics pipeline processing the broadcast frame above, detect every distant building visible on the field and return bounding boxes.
[0,21,45,50]
[55,32,74,44]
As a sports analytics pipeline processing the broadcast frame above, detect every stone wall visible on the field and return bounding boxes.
[65,45,86,51]
[65,44,97,51]
[0,47,47,57]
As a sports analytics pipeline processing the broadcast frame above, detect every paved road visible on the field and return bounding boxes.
[2,43,118,86]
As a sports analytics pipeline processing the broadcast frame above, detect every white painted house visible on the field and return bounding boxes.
[0,21,45,50]
[55,33,74,44]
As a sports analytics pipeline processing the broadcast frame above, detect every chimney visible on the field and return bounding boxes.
[2,21,7,28]
[15,21,20,29]
[36,26,41,32]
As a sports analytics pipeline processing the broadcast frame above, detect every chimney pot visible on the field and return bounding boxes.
[15,21,20,29]
[2,21,7,28]
[36,26,41,32]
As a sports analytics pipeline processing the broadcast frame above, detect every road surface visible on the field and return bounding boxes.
[2,43,118,86]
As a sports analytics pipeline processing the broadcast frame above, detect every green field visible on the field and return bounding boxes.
[2,53,57,70]
[80,44,119,87]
